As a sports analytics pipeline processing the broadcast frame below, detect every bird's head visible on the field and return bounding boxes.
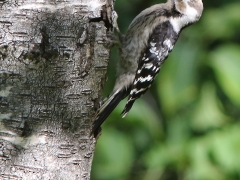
[174,0,203,23]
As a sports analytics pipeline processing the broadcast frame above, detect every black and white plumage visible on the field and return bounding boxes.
[92,0,203,136]
[121,21,179,117]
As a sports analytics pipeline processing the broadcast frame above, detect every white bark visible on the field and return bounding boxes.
[0,0,113,179]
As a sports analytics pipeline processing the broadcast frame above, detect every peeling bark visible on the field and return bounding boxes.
[0,0,113,179]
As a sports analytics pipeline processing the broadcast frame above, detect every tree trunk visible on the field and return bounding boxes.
[0,0,113,179]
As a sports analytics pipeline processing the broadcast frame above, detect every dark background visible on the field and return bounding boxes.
[92,0,240,179]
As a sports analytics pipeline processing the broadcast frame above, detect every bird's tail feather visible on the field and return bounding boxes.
[92,88,129,137]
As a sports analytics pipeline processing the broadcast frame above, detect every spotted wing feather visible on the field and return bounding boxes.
[121,20,179,117]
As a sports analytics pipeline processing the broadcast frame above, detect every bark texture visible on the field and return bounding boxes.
[0,0,112,179]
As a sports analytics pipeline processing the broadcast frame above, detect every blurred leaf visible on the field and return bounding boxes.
[156,41,200,115]
[92,129,134,180]
[143,143,183,172]
[191,82,229,131]
[202,3,240,41]
[187,139,224,180]
[209,44,240,106]
[143,116,191,172]
[209,125,240,174]
[108,98,162,138]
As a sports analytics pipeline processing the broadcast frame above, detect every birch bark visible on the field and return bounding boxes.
[0,0,113,179]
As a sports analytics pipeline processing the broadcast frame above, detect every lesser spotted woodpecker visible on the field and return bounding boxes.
[92,0,203,136]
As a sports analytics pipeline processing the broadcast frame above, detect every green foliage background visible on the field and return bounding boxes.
[92,0,240,179]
